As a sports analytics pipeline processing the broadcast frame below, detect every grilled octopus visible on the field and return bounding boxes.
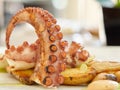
[5,7,89,87]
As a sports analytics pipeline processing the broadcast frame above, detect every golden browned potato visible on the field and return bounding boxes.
[93,73,117,81]
[7,67,35,85]
[61,68,96,85]
[115,71,120,82]
[87,80,119,90]
[7,67,96,86]
[89,61,120,73]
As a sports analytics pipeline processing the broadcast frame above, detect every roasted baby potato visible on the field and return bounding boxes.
[88,61,120,73]
[61,68,96,85]
[7,67,35,85]
[8,67,96,86]
[92,73,117,81]
[12,69,35,85]
[115,71,120,82]
[87,80,119,90]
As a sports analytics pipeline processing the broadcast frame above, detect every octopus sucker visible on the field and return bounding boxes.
[43,10,57,24]
[49,35,56,42]
[47,27,54,35]
[60,51,67,59]
[16,46,24,53]
[55,25,61,32]
[58,63,66,72]
[50,44,58,52]
[76,50,89,61]
[43,76,53,86]
[59,41,68,47]
[49,55,57,63]
[5,7,67,87]
[55,75,64,84]
[46,21,52,28]
[46,65,56,73]
[10,45,16,52]
[56,32,63,40]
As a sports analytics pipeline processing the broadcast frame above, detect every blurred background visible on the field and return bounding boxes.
[0,0,120,47]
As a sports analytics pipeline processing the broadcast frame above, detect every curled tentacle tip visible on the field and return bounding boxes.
[23,41,29,47]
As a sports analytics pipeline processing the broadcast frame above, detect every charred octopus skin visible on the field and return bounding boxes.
[5,7,67,87]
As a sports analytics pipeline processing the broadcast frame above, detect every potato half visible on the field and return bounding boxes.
[6,67,35,85]
[61,68,96,85]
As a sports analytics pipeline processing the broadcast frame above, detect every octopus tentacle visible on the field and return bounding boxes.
[66,41,89,68]
[6,7,67,87]
[5,40,38,63]
[5,40,39,71]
